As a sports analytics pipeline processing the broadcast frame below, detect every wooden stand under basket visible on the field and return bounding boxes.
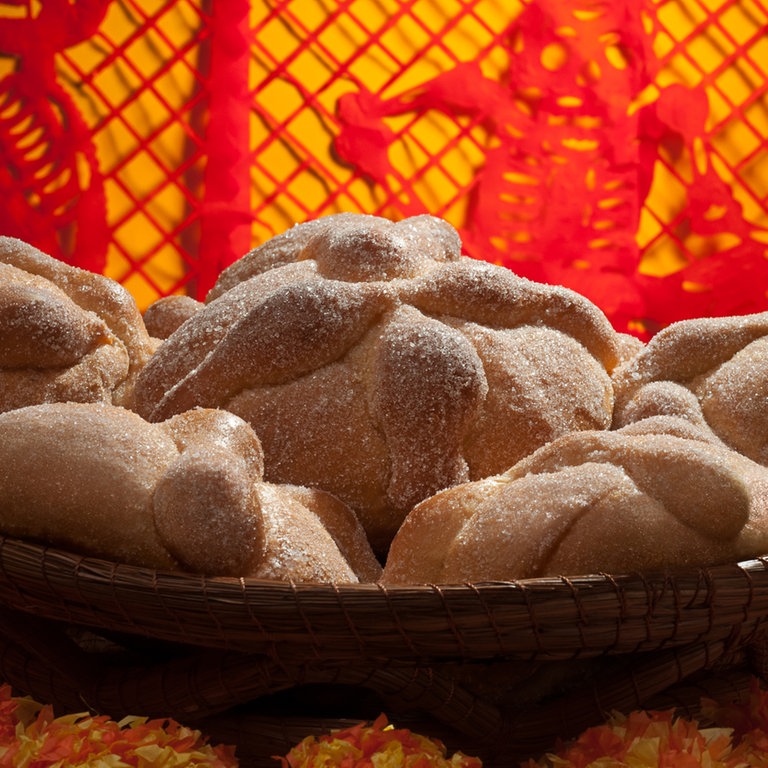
[1,534,767,766]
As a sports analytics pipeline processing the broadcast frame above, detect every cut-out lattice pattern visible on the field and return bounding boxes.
[0,0,766,338]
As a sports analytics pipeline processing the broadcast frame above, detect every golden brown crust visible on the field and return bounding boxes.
[458,322,615,479]
[370,305,486,513]
[152,441,265,576]
[134,213,622,555]
[0,237,155,411]
[381,422,768,584]
[133,261,323,414]
[696,337,768,464]
[401,260,620,372]
[0,272,108,368]
[378,481,498,585]
[146,279,396,420]
[246,484,361,582]
[160,407,266,479]
[206,213,374,301]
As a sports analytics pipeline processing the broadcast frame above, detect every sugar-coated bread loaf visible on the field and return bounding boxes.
[381,417,768,584]
[612,312,768,465]
[133,213,622,555]
[0,402,380,582]
[0,237,155,411]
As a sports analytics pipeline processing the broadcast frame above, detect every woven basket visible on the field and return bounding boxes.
[0,534,767,766]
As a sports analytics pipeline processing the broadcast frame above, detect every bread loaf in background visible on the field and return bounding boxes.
[612,312,768,467]
[0,236,156,412]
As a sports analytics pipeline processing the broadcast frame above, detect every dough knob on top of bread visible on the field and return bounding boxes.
[143,294,203,340]
[381,417,768,584]
[0,237,155,412]
[0,402,380,582]
[612,312,768,466]
[204,212,452,300]
[133,213,623,556]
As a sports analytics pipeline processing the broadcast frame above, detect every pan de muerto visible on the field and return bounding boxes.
[134,213,622,554]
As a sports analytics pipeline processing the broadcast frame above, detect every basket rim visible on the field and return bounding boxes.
[1,534,767,660]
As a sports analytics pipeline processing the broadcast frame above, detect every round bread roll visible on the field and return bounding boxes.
[0,237,155,412]
[381,417,768,584]
[0,402,380,582]
[612,312,768,466]
[133,213,622,555]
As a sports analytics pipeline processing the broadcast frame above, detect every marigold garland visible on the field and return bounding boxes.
[525,678,768,768]
[7,679,768,767]
[279,679,768,768]
[0,684,238,767]
[277,713,482,768]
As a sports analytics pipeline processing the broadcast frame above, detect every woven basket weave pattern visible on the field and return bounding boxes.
[1,536,767,765]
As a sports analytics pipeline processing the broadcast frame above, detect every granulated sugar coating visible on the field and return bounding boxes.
[135,213,623,555]
[612,312,768,466]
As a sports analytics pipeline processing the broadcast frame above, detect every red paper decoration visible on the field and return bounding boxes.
[1,0,766,339]
[0,0,110,273]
